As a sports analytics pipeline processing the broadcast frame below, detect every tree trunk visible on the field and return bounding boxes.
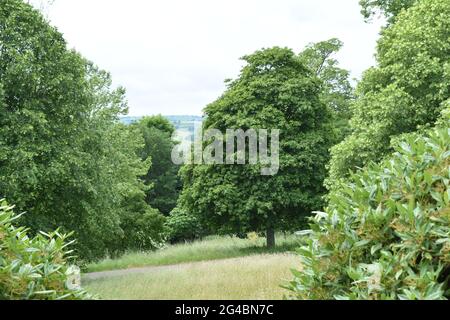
[266,226,275,248]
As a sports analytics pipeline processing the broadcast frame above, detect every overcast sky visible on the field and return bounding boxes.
[31,0,384,116]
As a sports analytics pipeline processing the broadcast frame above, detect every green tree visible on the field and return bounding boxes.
[328,0,450,188]
[0,0,165,259]
[133,115,181,215]
[298,38,354,140]
[179,47,334,248]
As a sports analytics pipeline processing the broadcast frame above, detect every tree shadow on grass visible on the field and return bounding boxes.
[237,241,300,257]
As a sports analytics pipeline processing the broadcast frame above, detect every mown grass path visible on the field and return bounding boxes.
[83,260,213,281]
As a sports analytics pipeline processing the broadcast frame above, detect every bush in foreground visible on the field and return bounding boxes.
[0,199,93,300]
[286,125,449,300]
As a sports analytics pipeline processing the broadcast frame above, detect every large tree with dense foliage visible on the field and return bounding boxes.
[328,0,450,188]
[179,47,334,247]
[0,0,165,259]
[132,116,181,215]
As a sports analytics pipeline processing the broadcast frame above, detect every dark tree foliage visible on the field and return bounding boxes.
[133,115,181,215]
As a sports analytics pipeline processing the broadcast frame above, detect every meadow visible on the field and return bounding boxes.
[84,254,298,300]
[83,234,301,300]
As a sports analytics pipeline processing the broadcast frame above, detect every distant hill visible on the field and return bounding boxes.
[119,115,203,133]
[120,115,203,146]
[119,116,141,125]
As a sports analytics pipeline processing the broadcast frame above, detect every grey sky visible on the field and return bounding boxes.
[32,0,384,116]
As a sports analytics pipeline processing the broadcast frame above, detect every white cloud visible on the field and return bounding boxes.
[32,0,384,115]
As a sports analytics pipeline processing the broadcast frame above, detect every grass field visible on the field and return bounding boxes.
[86,234,301,273]
[83,234,302,300]
[83,254,299,300]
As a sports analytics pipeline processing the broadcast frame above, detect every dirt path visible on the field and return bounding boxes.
[82,263,191,281]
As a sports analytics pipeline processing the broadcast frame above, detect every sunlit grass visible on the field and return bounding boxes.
[86,234,300,273]
[83,254,299,300]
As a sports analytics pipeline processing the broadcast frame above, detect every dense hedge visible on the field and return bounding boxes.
[287,123,449,300]
[0,199,93,300]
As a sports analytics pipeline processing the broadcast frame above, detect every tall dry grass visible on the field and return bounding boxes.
[84,253,300,300]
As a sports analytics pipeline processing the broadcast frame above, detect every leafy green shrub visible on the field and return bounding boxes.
[0,199,93,300]
[165,208,203,243]
[287,125,449,300]
[119,208,167,252]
